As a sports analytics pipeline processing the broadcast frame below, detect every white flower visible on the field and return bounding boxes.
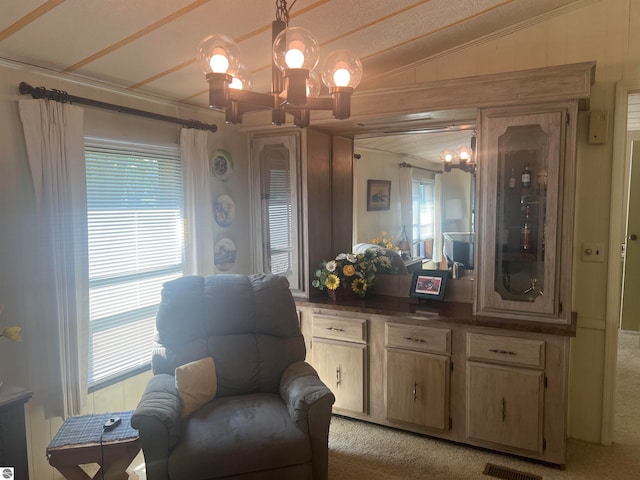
[335,253,347,260]
[378,255,392,268]
[346,253,357,263]
[326,260,337,272]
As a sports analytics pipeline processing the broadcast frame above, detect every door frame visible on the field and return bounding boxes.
[602,80,640,444]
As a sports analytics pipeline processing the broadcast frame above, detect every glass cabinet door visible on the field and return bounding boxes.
[477,106,570,322]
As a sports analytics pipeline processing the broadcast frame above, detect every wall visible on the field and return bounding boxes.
[0,60,251,479]
[363,0,640,443]
[441,170,473,233]
[353,148,404,245]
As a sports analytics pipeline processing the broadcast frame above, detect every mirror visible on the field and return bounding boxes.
[353,128,476,272]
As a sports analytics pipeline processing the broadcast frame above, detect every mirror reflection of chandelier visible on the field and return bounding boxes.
[441,132,477,174]
[197,0,363,128]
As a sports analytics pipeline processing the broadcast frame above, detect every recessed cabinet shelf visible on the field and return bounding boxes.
[476,103,577,324]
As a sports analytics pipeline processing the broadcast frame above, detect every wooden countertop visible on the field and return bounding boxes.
[296,295,577,337]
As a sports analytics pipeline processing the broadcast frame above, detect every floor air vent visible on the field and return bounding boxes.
[483,463,542,480]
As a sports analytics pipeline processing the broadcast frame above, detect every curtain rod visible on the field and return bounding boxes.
[18,82,217,133]
[399,161,442,174]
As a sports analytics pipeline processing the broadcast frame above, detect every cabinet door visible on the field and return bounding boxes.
[466,362,544,453]
[477,104,575,322]
[386,349,449,431]
[313,338,367,414]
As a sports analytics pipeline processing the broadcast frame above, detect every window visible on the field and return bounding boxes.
[85,139,184,388]
[411,178,436,258]
[251,134,302,292]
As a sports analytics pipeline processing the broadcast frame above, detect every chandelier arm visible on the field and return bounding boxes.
[272,19,286,95]
[287,97,333,111]
[228,89,276,110]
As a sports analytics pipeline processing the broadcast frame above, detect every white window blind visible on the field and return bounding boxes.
[85,139,184,388]
[262,156,293,276]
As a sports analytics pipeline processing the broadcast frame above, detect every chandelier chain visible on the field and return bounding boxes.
[276,0,296,25]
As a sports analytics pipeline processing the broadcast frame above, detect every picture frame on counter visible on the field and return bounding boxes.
[410,269,449,301]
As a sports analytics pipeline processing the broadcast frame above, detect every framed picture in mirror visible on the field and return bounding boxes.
[367,179,391,211]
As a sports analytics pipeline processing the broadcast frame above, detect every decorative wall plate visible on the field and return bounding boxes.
[214,194,236,227]
[210,149,233,181]
[214,237,236,272]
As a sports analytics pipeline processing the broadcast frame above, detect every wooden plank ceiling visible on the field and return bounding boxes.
[0,0,586,163]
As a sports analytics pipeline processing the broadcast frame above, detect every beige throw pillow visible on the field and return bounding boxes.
[175,356,217,418]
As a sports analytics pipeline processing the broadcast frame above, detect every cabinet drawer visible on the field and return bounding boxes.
[386,322,450,355]
[467,333,545,369]
[313,315,366,343]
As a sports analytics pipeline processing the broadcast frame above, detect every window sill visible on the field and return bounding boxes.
[88,364,151,394]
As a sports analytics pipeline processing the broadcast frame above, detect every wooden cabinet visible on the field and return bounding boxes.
[311,314,367,414]
[299,304,571,466]
[465,331,568,461]
[386,349,449,431]
[0,386,33,480]
[466,362,544,453]
[248,129,354,298]
[385,322,451,431]
[476,103,577,324]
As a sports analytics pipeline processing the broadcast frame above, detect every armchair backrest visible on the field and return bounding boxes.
[151,274,305,397]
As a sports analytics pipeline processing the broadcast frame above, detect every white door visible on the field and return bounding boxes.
[621,137,640,331]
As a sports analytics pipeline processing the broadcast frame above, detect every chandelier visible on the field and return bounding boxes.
[197,0,363,128]
[441,132,477,174]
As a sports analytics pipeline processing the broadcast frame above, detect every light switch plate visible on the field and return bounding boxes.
[588,111,608,144]
[582,242,605,262]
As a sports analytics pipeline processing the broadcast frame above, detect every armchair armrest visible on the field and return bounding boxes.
[280,361,335,480]
[131,374,182,480]
[279,361,335,433]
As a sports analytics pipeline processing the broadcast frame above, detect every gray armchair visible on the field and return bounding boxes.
[131,274,335,480]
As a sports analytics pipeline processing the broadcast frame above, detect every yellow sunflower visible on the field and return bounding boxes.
[325,274,340,290]
[351,278,368,295]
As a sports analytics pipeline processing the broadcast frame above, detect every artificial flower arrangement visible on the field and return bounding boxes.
[312,249,396,297]
[0,304,23,342]
[370,231,399,251]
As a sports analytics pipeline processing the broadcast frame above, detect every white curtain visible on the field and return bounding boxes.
[398,166,413,246]
[433,174,443,263]
[181,128,214,274]
[19,99,88,418]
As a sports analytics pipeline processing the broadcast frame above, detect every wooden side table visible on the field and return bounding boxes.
[0,385,33,480]
[47,411,140,480]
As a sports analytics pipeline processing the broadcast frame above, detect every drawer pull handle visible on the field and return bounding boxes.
[336,367,341,387]
[413,382,418,401]
[403,336,426,343]
[489,348,516,356]
[327,327,345,332]
[502,397,506,421]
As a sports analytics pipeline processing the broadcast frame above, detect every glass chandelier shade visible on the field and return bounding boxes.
[197,34,241,76]
[441,148,455,164]
[306,70,321,97]
[229,65,253,91]
[321,49,363,89]
[272,27,320,71]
